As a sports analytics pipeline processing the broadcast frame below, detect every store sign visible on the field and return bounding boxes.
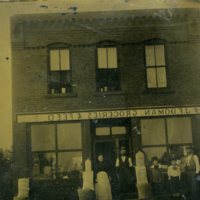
[16,106,200,123]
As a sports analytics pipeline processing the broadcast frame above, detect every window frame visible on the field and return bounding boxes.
[96,43,121,92]
[29,121,83,180]
[92,118,130,138]
[144,40,168,90]
[47,43,72,95]
[140,116,193,159]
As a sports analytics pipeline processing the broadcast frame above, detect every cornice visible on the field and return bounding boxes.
[11,8,199,29]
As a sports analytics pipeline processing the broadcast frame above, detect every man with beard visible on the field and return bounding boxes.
[115,147,133,193]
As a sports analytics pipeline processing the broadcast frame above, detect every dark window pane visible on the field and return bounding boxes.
[96,69,120,92]
[96,69,108,91]
[32,152,56,180]
[49,71,71,94]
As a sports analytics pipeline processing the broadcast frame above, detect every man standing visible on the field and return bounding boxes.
[185,146,200,200]
[115,147,133,193]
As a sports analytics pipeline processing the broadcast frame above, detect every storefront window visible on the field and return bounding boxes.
[58,152,82,175]
[30,123,82,180]
[141,119,166,145]
[167,117,192,144]
[58,123,82,149]
[31,124,55,151]
[141,117,192,161]
[143,147,167,160]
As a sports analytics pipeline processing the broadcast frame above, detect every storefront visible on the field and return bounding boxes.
[11,9,200,199]
[15,105,200,186]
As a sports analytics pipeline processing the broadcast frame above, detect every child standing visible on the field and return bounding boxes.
[150,157,163,195]
[167,158,181,194]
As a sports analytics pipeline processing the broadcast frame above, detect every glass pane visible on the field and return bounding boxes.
[58,152,82,176]
[147,68,157,88]
[112,126,126,135]
[142,147,167,161]
[98,48,107,68]
[60,49,70,71]
[50,49,60,71]
[155,45,165,66]
[141,119,166,145]
[145,45,155,66]
[106,69,120,91]
[167,117,192,144]
[32,152,56,180]
[157,67,167,88]
[96,69,108,91]
[31,124,55,151]
[96,127,110,136]
[107,47,118,69]
[58,123,82,150]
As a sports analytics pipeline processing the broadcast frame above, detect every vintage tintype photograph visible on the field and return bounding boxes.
[1,0,200,200]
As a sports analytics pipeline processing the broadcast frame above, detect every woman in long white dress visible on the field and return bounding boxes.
[95,154,112,200]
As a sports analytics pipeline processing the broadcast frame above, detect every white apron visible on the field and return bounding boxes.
[95,171,112,200]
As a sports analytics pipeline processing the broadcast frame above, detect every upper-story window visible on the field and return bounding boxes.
[48,47,71,94]
[96,47,120,92]
[145,44,167,88]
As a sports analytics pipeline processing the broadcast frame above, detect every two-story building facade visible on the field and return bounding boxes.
[11,8,200,199]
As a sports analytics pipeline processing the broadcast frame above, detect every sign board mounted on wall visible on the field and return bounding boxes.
[16,105,200,123]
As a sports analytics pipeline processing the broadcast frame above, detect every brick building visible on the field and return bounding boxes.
[11,8,200,199]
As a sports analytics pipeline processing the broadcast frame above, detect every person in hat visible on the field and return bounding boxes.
[185,146,200,200]
[115,146,133,193]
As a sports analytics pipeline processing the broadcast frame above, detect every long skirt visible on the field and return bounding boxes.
[95,171,112,200]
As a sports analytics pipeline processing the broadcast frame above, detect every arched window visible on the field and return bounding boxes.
[47,43,72,94]
[96,41,120,92]
[144,39,167,89]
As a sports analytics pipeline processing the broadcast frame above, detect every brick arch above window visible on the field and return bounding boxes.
[143,38,167,45]
[47,42,72,48]
[95,40,120,47]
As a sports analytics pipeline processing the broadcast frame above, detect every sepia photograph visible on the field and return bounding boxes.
[1,0,200,200]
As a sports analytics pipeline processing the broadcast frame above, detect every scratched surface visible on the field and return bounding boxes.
[0,0,199,149]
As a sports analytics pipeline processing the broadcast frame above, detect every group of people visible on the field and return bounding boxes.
[150,146,200,200]
[94,147,134,200]
[93,146,200,200]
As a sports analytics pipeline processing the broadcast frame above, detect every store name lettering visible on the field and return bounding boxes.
[144,107,194,116]
[47,110,137,121]
[17,106,200,123]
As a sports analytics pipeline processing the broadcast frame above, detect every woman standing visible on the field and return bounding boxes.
[95,154,112,200]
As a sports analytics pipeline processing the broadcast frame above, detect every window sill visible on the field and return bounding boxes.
[143,88,175,95]
[94,91,125,97]
[45,93,77,98]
